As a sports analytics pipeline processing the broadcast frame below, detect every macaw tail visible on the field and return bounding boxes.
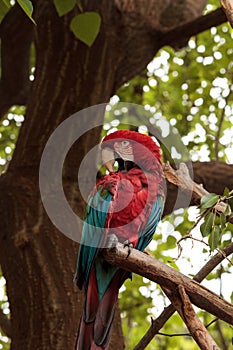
[75,269,127,350]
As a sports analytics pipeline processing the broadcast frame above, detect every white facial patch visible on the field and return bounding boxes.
[114,141,134,162]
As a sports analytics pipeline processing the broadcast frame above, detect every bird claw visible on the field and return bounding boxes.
[106,234,118,249]
[123,240,133,258]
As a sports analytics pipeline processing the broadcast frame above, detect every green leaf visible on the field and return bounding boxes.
[53,0,76,17]
[17,0,35,24]
[70,12,101,47]
[224,204,231,215]
[2,0,10,7]
[0,0,11,23]
[228,196,233,211]
[166,235,177,248]
[223,187,229,197]
[220,213,226,230]
[208,226,221,251]
[200,212,214,237]
[200,193,219,209]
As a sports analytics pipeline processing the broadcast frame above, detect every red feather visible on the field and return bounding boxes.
[98,167,161,246]
[75,130,164,349]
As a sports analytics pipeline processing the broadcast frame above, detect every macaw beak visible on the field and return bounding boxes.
[102,147,115,172]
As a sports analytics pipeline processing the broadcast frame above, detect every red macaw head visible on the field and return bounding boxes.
[101,130,162,172]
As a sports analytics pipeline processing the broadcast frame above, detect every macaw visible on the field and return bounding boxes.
[74,130,165,350]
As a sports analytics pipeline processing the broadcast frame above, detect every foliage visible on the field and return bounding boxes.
[53,0,76,16]
[70,12,101,47]
[17,0,35,23]
[0,0,10,23]
[53,0,102,47]
[200,190,233,250]
[0,107,25,175]
[1,0,102,47]
[0,271,10,350]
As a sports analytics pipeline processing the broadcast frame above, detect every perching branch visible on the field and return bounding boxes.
[103,243,233,325]
[0,308,11,338]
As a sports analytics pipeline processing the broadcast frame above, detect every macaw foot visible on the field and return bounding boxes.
[123,240,133,258]
[106,234,118,249]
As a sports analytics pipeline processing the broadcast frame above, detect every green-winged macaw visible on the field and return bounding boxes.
[74,130,165,349]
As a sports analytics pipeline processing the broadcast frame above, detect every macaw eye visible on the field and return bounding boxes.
[121,140,129,146]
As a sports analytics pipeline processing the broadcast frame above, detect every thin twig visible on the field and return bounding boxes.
[205,318,218,329]
[157,331,191,337]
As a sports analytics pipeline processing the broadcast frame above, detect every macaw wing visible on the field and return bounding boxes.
[74,186,112,290]
[136,194,164,252]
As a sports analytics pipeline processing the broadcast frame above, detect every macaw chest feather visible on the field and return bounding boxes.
[97,167,161,245]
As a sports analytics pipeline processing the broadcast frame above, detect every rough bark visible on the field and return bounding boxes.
[163,285,220,350]
[134,242,233,350]
[0,4,33,119]
[163,161,233,216]
[0,1,230,350]
[103,243,233,325]
[220,0,233,27]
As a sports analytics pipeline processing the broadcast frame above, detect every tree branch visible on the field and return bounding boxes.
[0,308,11,338]
[162,285,220,349]
[134,243,233,350]
[103,243,233,325]
[133,160,233,350]
[163,161,233,216]
[159,7,227,49]
[114,5,227,86]
[163,162,228,214]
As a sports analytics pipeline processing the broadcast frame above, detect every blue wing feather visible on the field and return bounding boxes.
[74,187,112,290]
[75,187,164,299]
[136,195,164,252]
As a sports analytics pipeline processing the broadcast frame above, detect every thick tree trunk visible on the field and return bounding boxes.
[0,1,126,349]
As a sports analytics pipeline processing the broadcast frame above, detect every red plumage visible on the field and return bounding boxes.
[75,130,165,349]
[98,167,160,247]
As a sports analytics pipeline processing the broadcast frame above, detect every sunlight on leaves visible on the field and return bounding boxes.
[200,193,220,209]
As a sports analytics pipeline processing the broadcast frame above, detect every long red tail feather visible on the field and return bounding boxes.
[75,269,127,349]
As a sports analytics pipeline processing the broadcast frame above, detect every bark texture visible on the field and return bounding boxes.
[103,243,233,326]
[163,161,233,216]
[0,1,229,349]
